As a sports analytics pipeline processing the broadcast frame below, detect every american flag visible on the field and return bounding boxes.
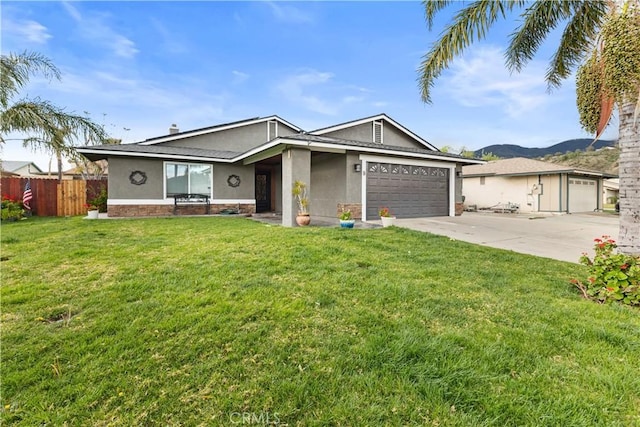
[23,180,33,211]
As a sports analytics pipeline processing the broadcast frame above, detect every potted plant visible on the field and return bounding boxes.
[85,203,99,219]
[292,180,310,226]
[379,207,395,227]
[339,209,355,228]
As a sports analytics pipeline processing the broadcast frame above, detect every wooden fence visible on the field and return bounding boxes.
[1,177,107,217]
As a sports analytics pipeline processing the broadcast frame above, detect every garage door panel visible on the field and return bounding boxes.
[366,162,449,218]
[569,178,598,212]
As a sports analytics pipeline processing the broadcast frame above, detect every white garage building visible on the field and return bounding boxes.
[462,158,616,214]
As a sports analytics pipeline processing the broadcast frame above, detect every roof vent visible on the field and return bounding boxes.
[169,124,179,134]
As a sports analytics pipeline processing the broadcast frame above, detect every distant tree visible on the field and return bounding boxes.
[419,1,639,254]
[480,152,500,161]
[0,51,106,161]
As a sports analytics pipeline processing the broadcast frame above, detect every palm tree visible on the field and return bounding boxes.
[0,51,105,163]
[419,0,639,255]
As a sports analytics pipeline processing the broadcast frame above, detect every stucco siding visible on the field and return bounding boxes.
[311,153,346,218]
[321,123,374,143]
[109,157,164,199]
[212,164,255,200]
[163,121,298,152]
[463,176,536,213]
[108,157,254,201]
[382,124,427,149]
[345,152,362,202]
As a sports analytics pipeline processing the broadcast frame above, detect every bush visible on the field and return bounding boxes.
[1,196,25,221]
[572,236,640,306]
[87,187,108,213]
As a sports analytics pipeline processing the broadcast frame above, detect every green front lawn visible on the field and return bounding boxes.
[1,217,638,426]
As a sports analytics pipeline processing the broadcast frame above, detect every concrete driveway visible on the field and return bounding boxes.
[390,212,619,263]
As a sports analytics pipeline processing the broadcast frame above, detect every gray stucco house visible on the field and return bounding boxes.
[78,113,483,226]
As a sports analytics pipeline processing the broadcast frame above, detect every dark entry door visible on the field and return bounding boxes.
[255,172,271,213]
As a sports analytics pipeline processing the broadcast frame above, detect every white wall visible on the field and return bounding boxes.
[463,175,552,213]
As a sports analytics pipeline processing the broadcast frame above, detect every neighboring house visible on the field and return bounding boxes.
[77,113,483,225]
[462,157,616,214]
[0,161,43,177]
[603,178,619,204]
[62,160,109,180]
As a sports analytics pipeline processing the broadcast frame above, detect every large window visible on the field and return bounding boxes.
[165,162,212,197]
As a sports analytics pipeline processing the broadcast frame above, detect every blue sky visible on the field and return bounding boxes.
[1,1,617,172]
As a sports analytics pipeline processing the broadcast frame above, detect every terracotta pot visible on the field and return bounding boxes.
[296,213,311,226]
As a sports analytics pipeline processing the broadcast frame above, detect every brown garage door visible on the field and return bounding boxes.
[366,162,449,218]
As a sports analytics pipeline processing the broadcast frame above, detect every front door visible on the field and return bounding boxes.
[255,171,271,213]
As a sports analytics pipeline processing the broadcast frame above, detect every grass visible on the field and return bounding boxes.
[1,216,639,426]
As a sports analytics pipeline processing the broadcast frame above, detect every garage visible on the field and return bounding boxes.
[568,177,598,213]
[366,162,449,219]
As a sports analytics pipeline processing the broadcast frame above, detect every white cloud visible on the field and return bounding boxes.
[441,46,549,118]
[2,19,52,44]
[276,70,337,115]
[265,1,313,24]
[61,1,139,58]
[232,70,250,84]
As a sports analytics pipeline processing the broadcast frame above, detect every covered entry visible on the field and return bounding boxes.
[366,162,450,219]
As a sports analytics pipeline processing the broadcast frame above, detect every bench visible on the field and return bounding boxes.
[173,193,210,215]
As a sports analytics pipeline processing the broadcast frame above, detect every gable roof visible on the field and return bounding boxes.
[139,115,301,145]
[310,113,439,151]
[462,157,615,178]
[1,160,43,174]
[237,134,483,165]
[79,114,484,166]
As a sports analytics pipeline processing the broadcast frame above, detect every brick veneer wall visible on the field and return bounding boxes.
[108,203,256,217]
[337,203,362,219]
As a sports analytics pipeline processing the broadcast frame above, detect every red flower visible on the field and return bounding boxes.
[621,264,628,270]
[606,287,615,292]
[594,238,602,243]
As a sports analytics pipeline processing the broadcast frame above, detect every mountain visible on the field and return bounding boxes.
[541,146,619,175]
[473,138,617,158]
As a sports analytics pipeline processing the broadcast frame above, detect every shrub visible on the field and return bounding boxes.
[87,188,108,213]
[1,196,25,222]
[572,236,640,306]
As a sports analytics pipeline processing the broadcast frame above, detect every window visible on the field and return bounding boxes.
[165,163,212,197]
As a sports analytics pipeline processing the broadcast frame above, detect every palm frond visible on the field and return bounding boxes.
[418,0,523,103]
[545,1,608,89]
[0,99,106,156]
[424,0,454,30]
[0,51,60,109]
[506,1,575,73]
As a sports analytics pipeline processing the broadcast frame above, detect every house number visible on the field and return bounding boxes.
[129,171,147,185]
[227,174,241,187]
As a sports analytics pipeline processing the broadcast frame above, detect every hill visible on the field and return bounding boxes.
[474,138,616,158]
[540,146,619,175]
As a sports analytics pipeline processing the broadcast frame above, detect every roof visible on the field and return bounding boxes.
[78,143,242,163]
[462,157,616,178]
[139,115,302,145]
[310,113,439,151]
[78,114,485,166]
[281,134,474,162]
[0,161,43,173]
